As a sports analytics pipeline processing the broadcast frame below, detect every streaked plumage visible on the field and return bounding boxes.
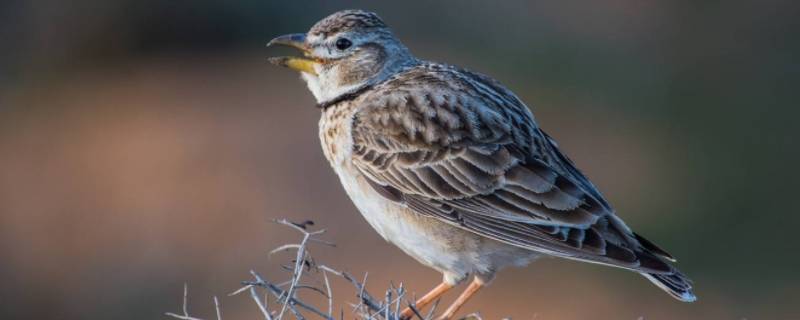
[269,9,695,318]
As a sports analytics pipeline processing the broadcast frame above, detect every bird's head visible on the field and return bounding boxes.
[268,10,416,104]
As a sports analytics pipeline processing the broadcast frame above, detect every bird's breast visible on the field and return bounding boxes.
[317,102,466,270]
[318,103,355,167]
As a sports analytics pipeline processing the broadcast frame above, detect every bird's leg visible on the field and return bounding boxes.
[400,282,454,319]
[436,277,484,320]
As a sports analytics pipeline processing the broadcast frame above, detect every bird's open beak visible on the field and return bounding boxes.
[267,33,319,76]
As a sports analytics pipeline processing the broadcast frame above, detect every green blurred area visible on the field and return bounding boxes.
[1,1,798,319]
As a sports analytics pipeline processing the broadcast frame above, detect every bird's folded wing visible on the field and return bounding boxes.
[349,67,674,273]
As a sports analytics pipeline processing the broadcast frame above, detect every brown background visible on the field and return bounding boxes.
[1,1,798,319]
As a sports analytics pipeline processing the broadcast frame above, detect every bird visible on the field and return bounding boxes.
[267,9,695,320]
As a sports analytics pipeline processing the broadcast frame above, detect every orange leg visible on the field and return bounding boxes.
[400,282,454,319]
[437,277,484,320]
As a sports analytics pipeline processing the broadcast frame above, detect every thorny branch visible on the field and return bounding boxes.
[165,218,453,320]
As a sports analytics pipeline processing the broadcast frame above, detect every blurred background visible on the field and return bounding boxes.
[1,1,798,319]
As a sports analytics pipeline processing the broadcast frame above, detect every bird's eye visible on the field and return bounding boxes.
[335,38,352,50]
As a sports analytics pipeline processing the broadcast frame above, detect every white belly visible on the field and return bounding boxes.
[333,165,466,272]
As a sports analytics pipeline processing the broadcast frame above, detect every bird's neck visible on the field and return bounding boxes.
[315,84,375,110]
[305,56,419,107]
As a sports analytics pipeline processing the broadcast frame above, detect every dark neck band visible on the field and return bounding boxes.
[316,85,373,110]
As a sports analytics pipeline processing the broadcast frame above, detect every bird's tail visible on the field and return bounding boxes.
[631,231,696,302]
[641,270,696,302]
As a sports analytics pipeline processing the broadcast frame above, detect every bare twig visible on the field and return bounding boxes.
[394,283,404,317]
[460,313,483,320]
[272,219,325,319]
[165,284,207,320]
[269,244,303,256]
[406,304,424,320]
[425,299,441,320]
[250,286,273,320]
[213,296,222,320]
[323,269,333,317]
[167,218,477,320]
[165,313,206,320]
[245,276,332,319]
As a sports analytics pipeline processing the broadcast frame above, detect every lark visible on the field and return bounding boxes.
[268,10,695,319]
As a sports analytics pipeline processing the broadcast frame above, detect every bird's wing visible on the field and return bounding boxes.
[350,65,675,273]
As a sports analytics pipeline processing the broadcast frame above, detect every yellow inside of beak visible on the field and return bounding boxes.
[268,56,319,76]
[268,34,321,76]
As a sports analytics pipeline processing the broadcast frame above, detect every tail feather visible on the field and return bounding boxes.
[642,270,696,302]
[634,232,675,262]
